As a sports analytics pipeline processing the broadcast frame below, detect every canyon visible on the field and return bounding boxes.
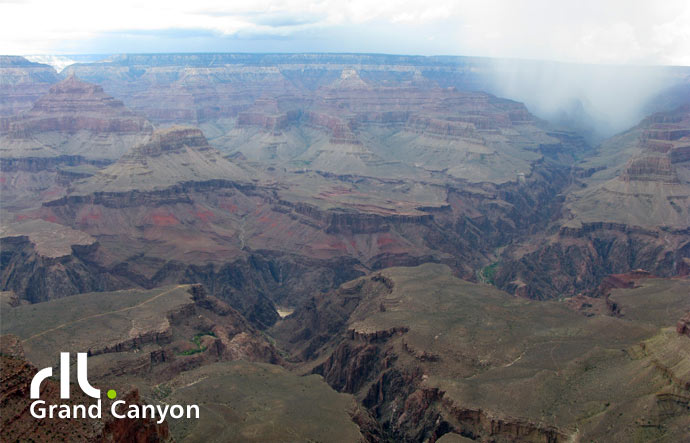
[1,53,689,442]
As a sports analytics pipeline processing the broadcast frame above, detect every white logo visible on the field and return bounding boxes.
[29,351,199,422]
[30,352,99,399]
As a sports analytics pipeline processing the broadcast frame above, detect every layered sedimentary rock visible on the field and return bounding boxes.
[0,56,59,117]
[203,67,582,184]
[62,54,492,125]
[2,53,690,442]
[271,264,690,442]
[65,54,311,124]
[0,286,374,442]
[494,105,690,299]
[25,165,572,324]
[8,56,684,323]
[0,74,152,160]
[0,74,154,220]
[568,105,690,229]
[0,285,281,379]
[0,59,588,320]
[0,92,584,328]
[61,53,690,141]
[60,54,590,184]
[71,126,251,192]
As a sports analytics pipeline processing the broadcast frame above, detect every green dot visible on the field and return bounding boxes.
[107,389,117,400]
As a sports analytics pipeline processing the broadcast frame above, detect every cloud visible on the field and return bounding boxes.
[194,9,322,28]
[0,0,688,66]
[101,28,221,38]
[251,13,322,28]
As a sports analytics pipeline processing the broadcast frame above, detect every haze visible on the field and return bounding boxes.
[2,0,689,140]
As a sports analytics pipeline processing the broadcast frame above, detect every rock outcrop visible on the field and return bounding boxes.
[677,312,690,337]
[71,126,251,192]
[620,155,679,182]
[0,335,172,442]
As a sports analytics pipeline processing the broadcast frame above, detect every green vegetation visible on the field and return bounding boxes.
[178,331,216,356]
[479,262,499,285]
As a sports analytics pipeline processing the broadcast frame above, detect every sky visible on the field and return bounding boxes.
[1,0,690,66]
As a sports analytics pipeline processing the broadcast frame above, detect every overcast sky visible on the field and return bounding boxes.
[1,0,689,65]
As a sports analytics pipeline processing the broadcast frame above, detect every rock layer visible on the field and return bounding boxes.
[0,56,59,117]
[271,264,690,442]
[495,104,690,299]
[1,75,152,160]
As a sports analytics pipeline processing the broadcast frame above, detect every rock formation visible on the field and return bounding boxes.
[271,264,690,442]
[494,104,690,299]
[0,335,172,442]
[1,74,152,160]
[71,126,251,192]
[0,56,59,117]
